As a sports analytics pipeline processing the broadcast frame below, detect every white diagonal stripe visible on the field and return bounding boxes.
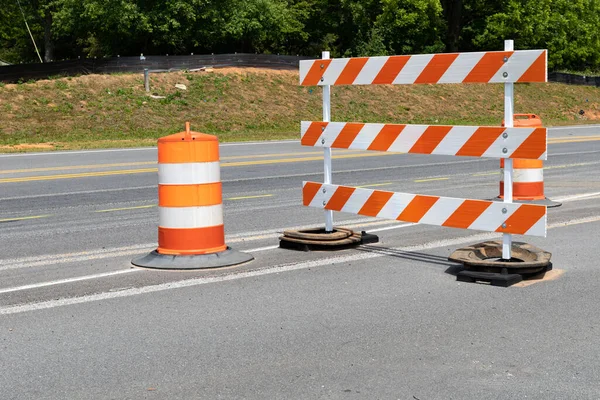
[300,121,313,140]
[432,126,479,155]
[354,56,390,84]
[350,123,386,150]
[303,182,325,208]
[438,52,484,83]
[158,162,220,185]
[322,122,346,147]
[159,204,223,229]
[468,201,517,232]
[490,50,545,83]
[299,60,313,84]
[377,192,416,220]
[393,54,434,84]
[525,213,547,237]
[388,124,428,152]
[321,58,350,85]
[419,197,462,226]
[337,187,373,215]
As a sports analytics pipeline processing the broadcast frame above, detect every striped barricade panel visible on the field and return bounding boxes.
[301,122,547,160]
[300,50,547,86]
[303,182,547,237]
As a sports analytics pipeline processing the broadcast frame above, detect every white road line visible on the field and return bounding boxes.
[5,213,600,316]
[549,125,600,131]
[0,140,299,158]
[0,185,156,201]
[0,244,280,295]
[0,269,138,294]
[553,191,600,202]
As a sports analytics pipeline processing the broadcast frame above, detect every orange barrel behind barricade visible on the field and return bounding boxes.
[499,114,560,207]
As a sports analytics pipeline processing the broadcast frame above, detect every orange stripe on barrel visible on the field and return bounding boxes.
[415,53,459,84]
[397,195,439,223]
[442,200,491,229]
[158,140,220,164]
[303,182,322,206]
[332,123,365,148]
[456,127,504,157]
[301,60,332,86]
[496,205,545,235]
[301,122,328,147]
[158,225,227,255]
[463,51,512,83]
[500,159,543,169]
[326,186,356,211]
[500,182,545,200]
[358,190,394,217]
[335,58,369,85]
[409,126,452,154]
[372,56,410,84]
[368,124,406,152]
[159,183,222,207]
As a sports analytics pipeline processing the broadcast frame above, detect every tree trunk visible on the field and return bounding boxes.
[43,9,54,62]
[442,0,463,52]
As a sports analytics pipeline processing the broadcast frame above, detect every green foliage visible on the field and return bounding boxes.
[474,0,600,70]
[0,0,599,71]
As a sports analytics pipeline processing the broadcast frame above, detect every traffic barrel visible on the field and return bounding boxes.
[499,114,561,207]
[132,122,253,269]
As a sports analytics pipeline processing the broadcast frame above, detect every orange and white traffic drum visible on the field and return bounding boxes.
[132,122,253,269]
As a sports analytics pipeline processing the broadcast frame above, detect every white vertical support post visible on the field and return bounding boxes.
[322,51,334,232]
[502,40,514,260]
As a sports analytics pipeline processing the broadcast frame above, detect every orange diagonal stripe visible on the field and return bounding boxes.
[335,58,369,85]
[456,127,504,157]
[301,122,328,147]
[301,59,332,86]
[442,200,491,229]
[326,186,356,211]
[368,124,406,152]
[303,182,322,206]
[496,205,546,235]
[331,123,365,149]
[415,53,459,84]
[463,51,512,83]
[409,126,452,154]
[358,190,394,217]
[510,128,546,159]
[397,195,439,223]
[517,51,547,83]
[373,56,410,84]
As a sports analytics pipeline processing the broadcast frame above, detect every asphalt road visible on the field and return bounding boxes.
[1,125,600,399]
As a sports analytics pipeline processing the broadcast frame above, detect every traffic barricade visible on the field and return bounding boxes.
[283,41,552,286]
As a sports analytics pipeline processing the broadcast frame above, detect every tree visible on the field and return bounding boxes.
[474,0,600,70]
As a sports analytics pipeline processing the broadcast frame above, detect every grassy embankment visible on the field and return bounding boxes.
[0,67,599,152]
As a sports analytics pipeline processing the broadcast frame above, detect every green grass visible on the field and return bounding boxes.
[0,68,599,152]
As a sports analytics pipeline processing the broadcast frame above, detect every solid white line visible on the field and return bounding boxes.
[368,223,415,233]
[549,125,600,131]
[553,191,600,202]
[0,140,299,158]
[0,269,138,294]
[2,213,600,315]
[0,185,155,201]
[0,244,280,295]
[0,148,156,158]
